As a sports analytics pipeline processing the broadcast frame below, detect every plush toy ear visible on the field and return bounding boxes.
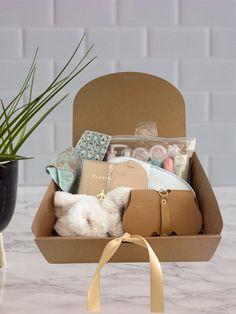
[54,191,80,217]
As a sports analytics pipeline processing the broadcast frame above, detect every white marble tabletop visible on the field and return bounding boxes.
[0,186,235,314]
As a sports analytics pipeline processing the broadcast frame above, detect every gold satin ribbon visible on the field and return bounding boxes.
[87,232,164,313]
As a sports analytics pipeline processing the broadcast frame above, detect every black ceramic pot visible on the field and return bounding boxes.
[0,161,18,233]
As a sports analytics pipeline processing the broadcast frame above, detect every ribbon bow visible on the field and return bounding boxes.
[87,232,164,312]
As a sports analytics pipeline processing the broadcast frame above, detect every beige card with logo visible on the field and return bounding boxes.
[108,160,148,191]
[77,160,147,198]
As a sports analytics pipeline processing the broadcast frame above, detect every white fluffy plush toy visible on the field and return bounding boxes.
[54,187,131,237]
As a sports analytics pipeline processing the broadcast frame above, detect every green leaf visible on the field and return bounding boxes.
[0,35,95,160]
[16,66,37,147]
[12,94,68,154]
[0,154,33,161]
[0,100,13,153]
[0,49,95,146]
[0,55,96,154]
[0,49,38,121]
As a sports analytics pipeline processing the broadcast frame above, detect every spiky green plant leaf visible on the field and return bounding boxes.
[0,34,96,162]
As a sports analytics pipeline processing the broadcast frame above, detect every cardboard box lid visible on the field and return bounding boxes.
[73,72,186,145]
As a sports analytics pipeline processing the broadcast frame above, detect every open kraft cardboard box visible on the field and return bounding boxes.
[32,72,223,263]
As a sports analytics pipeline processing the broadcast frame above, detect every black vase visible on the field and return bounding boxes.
[0,161,18,233]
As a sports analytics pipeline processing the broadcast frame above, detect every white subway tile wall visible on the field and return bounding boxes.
[0,0,235,185]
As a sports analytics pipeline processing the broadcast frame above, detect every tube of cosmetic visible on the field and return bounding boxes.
[124,147,132,157]
[163,157,174,173]
[174,155,190,181]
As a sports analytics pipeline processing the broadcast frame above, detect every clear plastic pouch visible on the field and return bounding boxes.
[105,135,196,182]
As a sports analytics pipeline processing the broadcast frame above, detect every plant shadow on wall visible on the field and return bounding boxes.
[0,34,96,233]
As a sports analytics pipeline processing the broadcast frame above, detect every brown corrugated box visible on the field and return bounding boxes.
[32,72,223,263]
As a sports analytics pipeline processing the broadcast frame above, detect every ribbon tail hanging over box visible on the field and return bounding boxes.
[87,233,164,313]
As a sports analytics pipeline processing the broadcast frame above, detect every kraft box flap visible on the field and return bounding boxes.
[32,181,57,237]
[73,72,186,145]
[191,153,223,234]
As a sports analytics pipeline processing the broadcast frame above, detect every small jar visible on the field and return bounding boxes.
[149,144,167,161]
[131,147,149,162]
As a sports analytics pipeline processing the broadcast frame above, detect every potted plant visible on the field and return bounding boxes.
[0,35,95,264]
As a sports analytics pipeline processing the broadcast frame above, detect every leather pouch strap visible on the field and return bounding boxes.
[159,190,171,236]
[87,232,164,312]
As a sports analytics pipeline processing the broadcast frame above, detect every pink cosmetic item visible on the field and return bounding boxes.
[131,147,149,161]
[163,157,174,173]
[149,144,167,161]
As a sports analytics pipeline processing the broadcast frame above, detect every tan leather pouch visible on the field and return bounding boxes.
[123,190,202,236]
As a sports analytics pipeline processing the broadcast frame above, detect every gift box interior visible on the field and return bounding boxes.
[32,72,223,263]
